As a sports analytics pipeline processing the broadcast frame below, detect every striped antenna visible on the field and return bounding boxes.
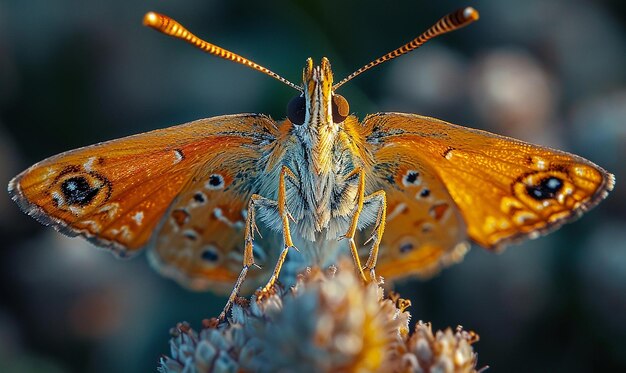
[143,12,303,93]
[333,7,479,91]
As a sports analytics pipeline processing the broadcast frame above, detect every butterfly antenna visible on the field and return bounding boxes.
[143,12,303,93]
[333,7,479,91]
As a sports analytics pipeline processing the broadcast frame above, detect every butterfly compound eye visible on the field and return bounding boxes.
[332,94,349,123]
[287,95,306,125]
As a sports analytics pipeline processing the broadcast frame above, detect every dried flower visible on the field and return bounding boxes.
[395,322,482,373]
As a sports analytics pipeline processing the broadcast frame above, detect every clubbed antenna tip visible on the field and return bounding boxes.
[143,11,303,93]
[333,6,480,91]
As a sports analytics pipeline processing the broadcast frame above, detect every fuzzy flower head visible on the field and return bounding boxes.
[158,259,483,373]
[248,260,411,373]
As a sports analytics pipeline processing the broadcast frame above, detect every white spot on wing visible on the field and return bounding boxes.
[84,157,96,172]
[81,220,101,232]
[51,191,65,207]
[387,203,407,221]
[213,207,244,229]
[45,167,57,178]
[530,156,548,170]
[168,218,180,232]
[132,211,144,225]
[514,211,538,225]
[68,206,84,215]
[173,149,184,164]
[574,167,585,176]
[108,225,133,241]
[98,203,120,221]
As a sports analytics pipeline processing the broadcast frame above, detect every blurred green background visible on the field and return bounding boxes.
[1,0,625,372]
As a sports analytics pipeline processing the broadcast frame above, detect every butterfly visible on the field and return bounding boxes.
[8,7,614,320]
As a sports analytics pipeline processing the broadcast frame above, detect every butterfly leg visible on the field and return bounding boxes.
[258,166,298,296]
[218,194,276,321]
[361,190,387,281]
[339,168,369,282]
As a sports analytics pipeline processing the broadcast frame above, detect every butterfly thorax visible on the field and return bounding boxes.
[285,122,362,243]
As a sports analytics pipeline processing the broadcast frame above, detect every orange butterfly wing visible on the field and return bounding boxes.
[359,157,471,280]
[360,112,614,279]
[9,114,278,291]
[149,140,281,292]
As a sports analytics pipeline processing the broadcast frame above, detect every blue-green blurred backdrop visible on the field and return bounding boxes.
[1,0,625,372]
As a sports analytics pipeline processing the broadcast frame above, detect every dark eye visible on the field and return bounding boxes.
[287,95,306,125]
[332,94,349,123]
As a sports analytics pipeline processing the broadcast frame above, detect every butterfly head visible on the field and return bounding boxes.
[287,58,350,129]
[284,58,351,174]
